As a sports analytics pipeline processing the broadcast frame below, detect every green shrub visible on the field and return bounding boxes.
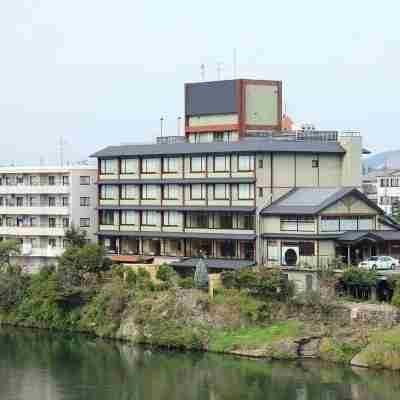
[220,268,291,300]
[156,264,177,285]
[178,276,194,289]
[342,268,378,288]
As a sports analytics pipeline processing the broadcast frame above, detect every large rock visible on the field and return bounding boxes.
[351,344,400,370]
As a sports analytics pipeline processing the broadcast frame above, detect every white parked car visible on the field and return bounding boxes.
[358,256,399,270]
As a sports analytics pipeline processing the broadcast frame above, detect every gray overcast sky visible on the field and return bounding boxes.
[0,0,399,165]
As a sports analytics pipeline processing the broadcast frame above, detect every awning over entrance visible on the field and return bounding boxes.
[336,230,400,244]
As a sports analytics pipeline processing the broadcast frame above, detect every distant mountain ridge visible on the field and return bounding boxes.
[364,150,400,170]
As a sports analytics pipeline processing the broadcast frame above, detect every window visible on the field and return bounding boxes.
[190,184,206,200]
[121,210,137,225]
[380,178,385,187]
[312,159,319,168]
[214,132,224,142]
[29,176,38,186]
[80,218,90,227]
[258,187,263,198]
[240,214,255,230]
[163,184,179,200]
[190,156,206,173]
[16,176,24,185]
[163,158,178,173]
[62,176,69,185]
[358,216,373,230]
[320,216,340,232]
[16,197,23,207]
[213,131,235,143]
[62,196,69,206]
[100,159,118,175]
[121,185,137,200]
[341,216,357,231]
[142,211,159,226]
[163,211,179,226]
[49,217,56,228]
[299,242,315,256]
[80,197,90,207]
[121,159,137,175]
[213,155,229,172]
[80,176,90,185]
[219,214,233,229]
[100,210,114,225]
[100,185,118,200]
[62,217,69,227]
[280,216,314,232]
[141,158,159,174]
[280,216,298,231]
[142,185,158,200]
[48,238,57,248]
[48,176,55,186]
[0,197,3,207]
[30,217,38,227]
[320,216,374,232]
[48,197,56,207]
[214,184,229,200]
[238,155,254,172]
[187,213,209,229]
[258,159,263,169]
[238,184,254,200]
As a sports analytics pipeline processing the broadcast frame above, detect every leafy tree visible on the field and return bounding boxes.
[57,243,110,275]
[64,226,87,248]
[0,240,21,269]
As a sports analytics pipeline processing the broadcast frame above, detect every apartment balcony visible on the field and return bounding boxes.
[0,225,66,236]
[0,206,69,216]
[20,247,64,257]
[0,184,70,195]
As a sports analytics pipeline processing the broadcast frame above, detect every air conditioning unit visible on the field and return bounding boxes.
[281,245,299,267]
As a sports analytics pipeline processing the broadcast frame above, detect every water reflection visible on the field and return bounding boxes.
[0,326,399,400]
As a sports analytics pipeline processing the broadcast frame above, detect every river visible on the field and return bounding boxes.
[0,326,399,400]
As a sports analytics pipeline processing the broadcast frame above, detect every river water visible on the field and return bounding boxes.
[0,327,399,400]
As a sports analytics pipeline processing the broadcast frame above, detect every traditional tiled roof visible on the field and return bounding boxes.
[91,139,345,158]
[261,187,383,216]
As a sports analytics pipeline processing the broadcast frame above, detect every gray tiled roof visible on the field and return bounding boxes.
[261,187,383,216]
[98,230,256,241]
[171,257,256,270]
[91,139,345,158]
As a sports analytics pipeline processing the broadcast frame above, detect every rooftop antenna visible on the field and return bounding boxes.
[160,117,164,137]
[217,62,224,80]
[200,64,205,81]
[233,48,237,78]
[177,116,182,136]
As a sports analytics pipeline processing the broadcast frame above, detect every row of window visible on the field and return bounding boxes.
[380,177,400,187]
[100,156,320,176]
[379,196,400,206]
[5,237,91,249]
[0,216,91,228]
[0,175,92,186]
[320,216,374,232]
[100,210,255,229]
[100,155,256,175]
[0,196,91,207]
[101,183,255,201]
[278,215,375,232]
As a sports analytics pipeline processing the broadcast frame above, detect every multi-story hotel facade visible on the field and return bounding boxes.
[91,132,363,266]
[0,166,97,269]
[91,78,400,269]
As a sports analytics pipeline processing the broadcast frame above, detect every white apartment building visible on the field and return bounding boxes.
[377,170,400,215]
[0,166,97,268]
